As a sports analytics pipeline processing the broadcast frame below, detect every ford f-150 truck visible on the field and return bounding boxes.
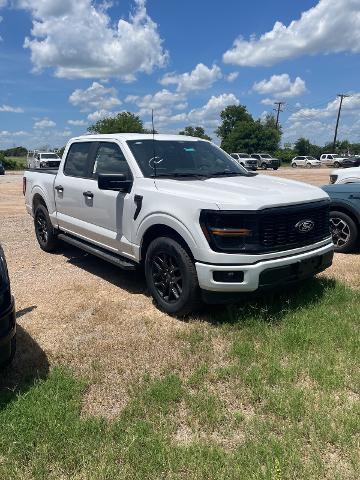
[24,134,334,316]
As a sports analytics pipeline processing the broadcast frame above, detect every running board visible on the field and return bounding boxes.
[58,233,137,270]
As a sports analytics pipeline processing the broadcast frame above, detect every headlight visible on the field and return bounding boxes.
[200,210,255,252]
[330,175,338,184]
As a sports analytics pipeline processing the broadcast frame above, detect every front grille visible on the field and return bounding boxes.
[201,200,331,254]
[259,202,330,252]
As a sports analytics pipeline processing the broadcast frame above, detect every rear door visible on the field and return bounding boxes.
[54,140,98,238]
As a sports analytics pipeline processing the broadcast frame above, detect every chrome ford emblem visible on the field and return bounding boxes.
[295,219,315,233]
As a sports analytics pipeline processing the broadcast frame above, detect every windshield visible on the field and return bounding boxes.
[306,156,317,160]
[260,154,272,158]
[41,153,59,159]
[126,140,249,178]
[238,153,248,158]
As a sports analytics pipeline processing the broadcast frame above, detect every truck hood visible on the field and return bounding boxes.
[155,174,328,210]
[331,166,360,175]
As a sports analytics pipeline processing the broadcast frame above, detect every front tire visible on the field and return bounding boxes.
[330,210,358,253]
[306,162,311,169]
[145,237,201,316]
[261,162,267,170]
[34,204,59,252]
[333,161,340,168]
[292,163,297,168]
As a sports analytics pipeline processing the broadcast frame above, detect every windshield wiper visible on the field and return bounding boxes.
[150,172,210,178]
[210,171,244,177]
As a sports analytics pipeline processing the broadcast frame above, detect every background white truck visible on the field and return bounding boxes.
[320,154,348,168]
[27,152,61,169]
[24,134,334,315]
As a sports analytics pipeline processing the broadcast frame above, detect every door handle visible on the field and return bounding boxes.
[83,191,94,199]
[55,185,64,193]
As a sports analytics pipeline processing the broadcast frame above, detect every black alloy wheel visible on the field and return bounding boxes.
[145,237,201,316]
[34,204,59,252]
[151,251,183,304]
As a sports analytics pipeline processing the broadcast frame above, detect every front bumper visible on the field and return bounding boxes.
[196,242,333,293]
[0,297,16,348]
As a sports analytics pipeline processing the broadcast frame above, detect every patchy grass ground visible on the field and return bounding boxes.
[0,172,359,479]
[1,280,359,479]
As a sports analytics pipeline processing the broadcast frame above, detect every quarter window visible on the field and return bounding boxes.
[93,142,131,177]
[64,142,93,178]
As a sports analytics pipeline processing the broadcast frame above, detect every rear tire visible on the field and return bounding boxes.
[261,162,267,170]
[306,162,311,169]
[330,210,358,253]
[333,161,340,168]
[145,237,201,316]
[292,163,297,168]
[34,204,59,252]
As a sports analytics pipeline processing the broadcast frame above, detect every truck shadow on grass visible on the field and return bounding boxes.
[200,277,338,325]
[0,324,49,409]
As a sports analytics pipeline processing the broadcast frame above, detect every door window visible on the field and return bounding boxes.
[93,142,131,178]
[64,142,93,178]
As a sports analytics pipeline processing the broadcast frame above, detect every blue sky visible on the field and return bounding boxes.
[0,0,360,149]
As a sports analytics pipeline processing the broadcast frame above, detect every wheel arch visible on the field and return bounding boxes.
[140,224,195,263]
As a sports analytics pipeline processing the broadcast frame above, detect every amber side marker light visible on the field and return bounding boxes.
[210,228,252,237]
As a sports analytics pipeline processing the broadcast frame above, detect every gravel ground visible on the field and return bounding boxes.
[0,170,359,417]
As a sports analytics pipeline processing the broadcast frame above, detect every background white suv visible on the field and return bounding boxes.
[291,156,321,168]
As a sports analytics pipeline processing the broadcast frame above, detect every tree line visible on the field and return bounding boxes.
[2,107,360,167]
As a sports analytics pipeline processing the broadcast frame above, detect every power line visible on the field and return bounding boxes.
[333,93,350,151]
[273,101,285,128]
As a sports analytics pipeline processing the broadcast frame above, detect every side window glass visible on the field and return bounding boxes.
[64,142,92,178]
[93,143,131,177]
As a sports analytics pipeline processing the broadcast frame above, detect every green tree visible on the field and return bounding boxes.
[88,111,145,134]
[179,126,211,141]
[215,105,253,142]
[294,137,312,156]
[222,119,280,154]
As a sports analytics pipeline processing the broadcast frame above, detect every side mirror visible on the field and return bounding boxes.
[98,173,133,192]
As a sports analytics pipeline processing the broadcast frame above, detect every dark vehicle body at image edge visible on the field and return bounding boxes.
[0,245,16,368]
[0,161,5,175]
[322,183,360,253]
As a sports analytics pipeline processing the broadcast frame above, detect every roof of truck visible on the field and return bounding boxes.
[70,133,209,142]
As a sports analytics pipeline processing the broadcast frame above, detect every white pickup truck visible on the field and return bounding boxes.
[24,133,334,315]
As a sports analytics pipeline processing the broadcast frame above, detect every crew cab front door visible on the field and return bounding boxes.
[55,140,135,257]
[83,141,135,256]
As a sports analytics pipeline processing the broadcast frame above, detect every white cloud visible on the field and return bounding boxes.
[283,93,360,145]
[226,72,239,82]
[67,119,87,126]
[160,63,222,92]
[69,82,121,112]
[260,98,275,106]
[125,89,187,116]
[87,110,112,122]
[34,118,56,128]
[19,0,168,79]
[0,104,24,113]
[223,0,360,66]
[187,93,239,126]
[253,74,307,98]
[288,94,360,122]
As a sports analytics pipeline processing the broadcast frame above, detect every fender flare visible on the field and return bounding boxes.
[136,213,200,256]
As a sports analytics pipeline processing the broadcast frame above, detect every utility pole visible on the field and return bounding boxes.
[332,94,350,151]
[273,101,285,129]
